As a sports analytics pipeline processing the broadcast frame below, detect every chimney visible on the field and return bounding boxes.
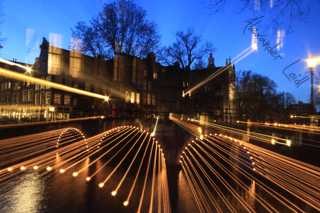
[208,53,215,69]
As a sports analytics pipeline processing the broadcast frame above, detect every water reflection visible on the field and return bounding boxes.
[244,180,256,207]
[0,172,45,213]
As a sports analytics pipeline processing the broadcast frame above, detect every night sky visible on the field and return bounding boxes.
[1,0,320,102]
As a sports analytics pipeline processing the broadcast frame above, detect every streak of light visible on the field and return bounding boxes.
[113,133,148,193]
[148,138,159,213]
[236,119,320,134]
[137,142,156,213]
[0,116,105,129]
[173,115,320,212]
[0,66,110,101]
[183,47,254,97]
[124,137,152,206]
[99,131,145,187]
[150,116,159,137]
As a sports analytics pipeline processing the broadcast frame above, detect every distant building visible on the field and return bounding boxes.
[288,102,315,116]
[0,38,236,122]
[154,56,236,122]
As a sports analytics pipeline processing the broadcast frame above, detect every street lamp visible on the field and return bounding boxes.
[305,56,320,110]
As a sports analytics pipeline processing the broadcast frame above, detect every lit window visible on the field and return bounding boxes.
[153,72,158,79]
[125,91,130,103]
[48,53,62,75]
[46,92,52,105]
[53,93,61,105]
[136,93,140,105]
[130,92,135,104]
[69,54,81,78]
[64,95,71,105]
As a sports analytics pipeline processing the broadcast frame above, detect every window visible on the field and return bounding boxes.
[153,72,158,80]
[136,93,140,105]
[48,53,61,75]
[53,93,61,105]
[125,91,130,103]
[70,54,81,78]
[64,95,71,105]
[130,92,135,104]
[152,95,156,106]
[46,92,52,105]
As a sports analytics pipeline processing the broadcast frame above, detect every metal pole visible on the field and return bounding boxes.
[310,68,314,110]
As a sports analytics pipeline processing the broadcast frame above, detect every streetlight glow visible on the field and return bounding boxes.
[305,56,320,69]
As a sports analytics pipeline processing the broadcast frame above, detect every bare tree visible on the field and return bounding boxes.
[72,0,159,58]
[159,29,214,71]
[236,70,296,121]
[208,0,313,58]
[72,22,110,58]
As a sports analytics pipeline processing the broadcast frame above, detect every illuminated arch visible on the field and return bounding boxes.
[56,127,86,148]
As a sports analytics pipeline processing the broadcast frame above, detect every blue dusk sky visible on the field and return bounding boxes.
[1,0,320,102]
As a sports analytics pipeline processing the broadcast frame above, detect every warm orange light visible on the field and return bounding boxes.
[111,190,117,196]
[123,200,129,207]
[305,56,320,69]
[0,66,110,101]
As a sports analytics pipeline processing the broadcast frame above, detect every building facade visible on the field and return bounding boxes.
[0,38,236,122]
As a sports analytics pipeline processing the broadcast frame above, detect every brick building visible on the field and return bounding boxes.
[0,38,236,122]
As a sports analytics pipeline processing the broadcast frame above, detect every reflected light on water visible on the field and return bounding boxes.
[7,173,44,213]
[245,180,256,207]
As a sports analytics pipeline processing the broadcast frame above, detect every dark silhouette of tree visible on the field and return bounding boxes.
[72,0,159,58]
[159,29,214,71]
[72,22,110,58]
[237,70,295,121]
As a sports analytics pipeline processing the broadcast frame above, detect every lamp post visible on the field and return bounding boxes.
[305,56,320,111]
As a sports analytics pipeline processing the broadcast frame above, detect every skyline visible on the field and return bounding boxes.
[1,0,320,102]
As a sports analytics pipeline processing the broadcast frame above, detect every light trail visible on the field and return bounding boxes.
[148,141,159,213]
[113,133,148,193]
[100,130,145,190]
[183,47,254,97]
[150,116,160,137]
[123,137,152,206]
[0,116,105,129]
[173,115,320,212]
[89,128,140,181]
[137,142,155,213]
[0,124,171,212]
[58,127,130,173]
[236,120,320,134]
[172,115,291,147]
[0,66,110,101]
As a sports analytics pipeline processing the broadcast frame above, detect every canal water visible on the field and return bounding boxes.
[0,119,319,212]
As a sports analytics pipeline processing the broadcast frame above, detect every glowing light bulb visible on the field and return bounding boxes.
[72,172,79,177]
[7,167,13,172]
[123,201,129,206]
[86,177,91,182]
[286,139,292,147]
[46,166,53,171]
[20,166,26,171]
[98,183,104,188]
[59,169,65,174]
[111,190,117,196]
[33,165,39,170]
